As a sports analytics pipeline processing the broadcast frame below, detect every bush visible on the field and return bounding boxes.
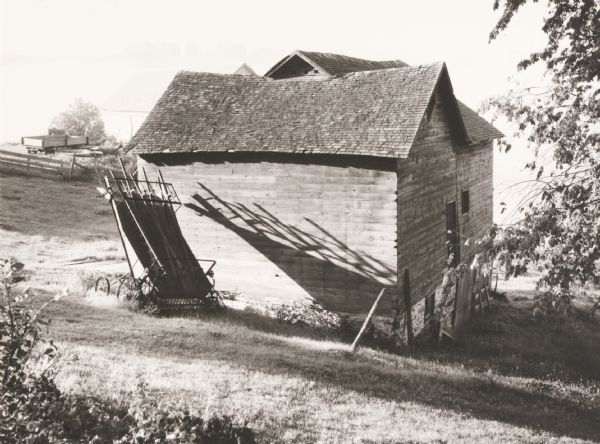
[1,259,255,443]
[0,257,61,442]
[72,153,137,183]
[245,300,342,329]
[533,290,574,318]
[77,270,108,293]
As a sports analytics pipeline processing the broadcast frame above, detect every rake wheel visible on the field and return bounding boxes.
[94,276,110,296]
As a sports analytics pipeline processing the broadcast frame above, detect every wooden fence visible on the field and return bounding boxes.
[0,149,76,180]
[438,262,492,341]
[453,264,491,331]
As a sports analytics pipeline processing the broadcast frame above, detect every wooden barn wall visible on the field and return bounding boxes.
[455,141,494,262]
[396,89,493,335]
[396,91,457,325]
[138,152,398,314]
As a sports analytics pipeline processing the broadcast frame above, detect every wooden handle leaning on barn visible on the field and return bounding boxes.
[351,288,386,352]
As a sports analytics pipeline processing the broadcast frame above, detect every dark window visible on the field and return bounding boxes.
[461,190,470,214]
[446,201,460,266]
[425,293,435,322]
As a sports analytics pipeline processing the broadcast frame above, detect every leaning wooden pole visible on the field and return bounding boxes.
[351,288,386,352]
[111,171,165,270]
[103,176,136,282]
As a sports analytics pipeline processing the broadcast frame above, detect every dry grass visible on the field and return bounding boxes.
[0,172,126,289]
[44,292,600,444]
[2,172,600,443]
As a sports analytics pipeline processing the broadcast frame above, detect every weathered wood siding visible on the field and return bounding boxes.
[456,142,494,262]
[397,89,493,334]
[396,91,457,329]
[138,153,398,314]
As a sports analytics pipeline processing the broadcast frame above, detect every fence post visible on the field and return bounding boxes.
[69,153,76,180]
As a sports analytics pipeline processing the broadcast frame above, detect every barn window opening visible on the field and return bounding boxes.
[425,292,435,322]
[446,200,460,266]
[461,190,470,214]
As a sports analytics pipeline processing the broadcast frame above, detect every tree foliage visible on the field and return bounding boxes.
[487,0,600,291]
[52,98,106,142]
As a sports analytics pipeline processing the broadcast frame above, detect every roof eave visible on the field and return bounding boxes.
[439,65,471,145]
[294,50,331,76]
[264,50,332,78]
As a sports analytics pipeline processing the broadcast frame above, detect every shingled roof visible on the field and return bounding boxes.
[129,61,503,157]
[265,50,409,77]
[131,63,451,157]
[456,100,504,143]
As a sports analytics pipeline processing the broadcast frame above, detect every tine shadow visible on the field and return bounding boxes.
[184,183,397,313]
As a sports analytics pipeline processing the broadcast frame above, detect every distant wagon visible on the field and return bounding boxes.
[127,50,504,342]
[21,129,88,154]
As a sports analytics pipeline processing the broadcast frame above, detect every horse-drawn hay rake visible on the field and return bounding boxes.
[96,161,223,312]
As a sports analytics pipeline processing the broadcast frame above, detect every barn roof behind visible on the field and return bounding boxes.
[457,100,504,142]
[265,50,409,77]
[129,62,502,157]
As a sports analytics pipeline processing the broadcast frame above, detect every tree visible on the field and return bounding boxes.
[486,0,600,293]
[52,98,106,142]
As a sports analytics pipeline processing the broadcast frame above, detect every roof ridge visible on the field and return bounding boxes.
[340,61,443,78]
[297,49,405,63]
[177,61,442,81]
[265,50,410,78]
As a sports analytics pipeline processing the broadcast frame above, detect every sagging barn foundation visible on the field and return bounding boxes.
[127,50,503,338]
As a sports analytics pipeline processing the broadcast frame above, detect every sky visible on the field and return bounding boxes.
[0,0,550,222]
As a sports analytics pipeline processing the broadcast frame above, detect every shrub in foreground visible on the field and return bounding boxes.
[1,258,255,443]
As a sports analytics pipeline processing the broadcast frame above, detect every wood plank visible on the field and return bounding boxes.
[66,136,88,146]
[0,158,62,172]
[0,161,62,177]
[0,159,63,174]
[21,137,44,147]
[0,150,64,166]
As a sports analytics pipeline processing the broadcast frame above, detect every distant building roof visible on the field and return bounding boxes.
[265,50,409,78]
[103,71,176,113]
[233,63,257,76]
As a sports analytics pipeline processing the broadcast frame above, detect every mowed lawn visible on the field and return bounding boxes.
[1,171,600,443]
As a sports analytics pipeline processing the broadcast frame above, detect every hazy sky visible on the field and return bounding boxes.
[1,0,548,137]
[1,0,550,222]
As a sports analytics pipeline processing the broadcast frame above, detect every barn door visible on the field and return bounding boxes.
[446,201,460,267]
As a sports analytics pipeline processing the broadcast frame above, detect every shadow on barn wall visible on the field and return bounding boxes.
[185,183,397,313]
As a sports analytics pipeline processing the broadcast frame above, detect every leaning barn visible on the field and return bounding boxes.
[128,50,503,338]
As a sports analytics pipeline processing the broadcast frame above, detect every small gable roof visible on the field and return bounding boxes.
[265,50,408,78]
[233,63,257,76]
[130,63,450,157]
[103,71,176,113]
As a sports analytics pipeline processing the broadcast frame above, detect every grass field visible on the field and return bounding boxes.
[1,171,600,443]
